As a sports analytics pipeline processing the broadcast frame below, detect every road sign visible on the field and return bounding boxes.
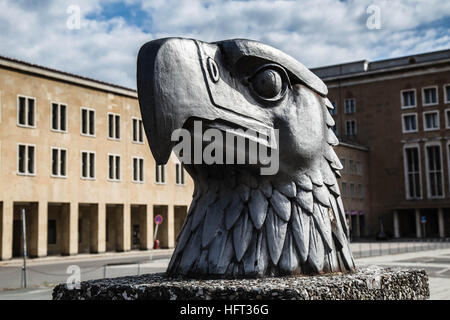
[421,216,427,224]
[155,214,163,225]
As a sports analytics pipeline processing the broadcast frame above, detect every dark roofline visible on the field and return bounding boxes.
[311,48,450,79]
[0,54,137,94]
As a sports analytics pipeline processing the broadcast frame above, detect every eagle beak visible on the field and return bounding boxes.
[137,38,214,164]
[137,37,277,165]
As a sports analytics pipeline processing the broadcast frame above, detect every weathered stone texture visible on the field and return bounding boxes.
[53,266,429,300]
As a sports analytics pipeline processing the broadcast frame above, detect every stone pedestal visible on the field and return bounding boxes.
[53,266,429,300]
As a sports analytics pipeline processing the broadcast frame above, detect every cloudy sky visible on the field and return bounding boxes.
[0,0,448,89]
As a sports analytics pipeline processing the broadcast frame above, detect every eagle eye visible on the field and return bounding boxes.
[248,64,289,102]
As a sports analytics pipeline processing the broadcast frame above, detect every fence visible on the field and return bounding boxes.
[350,238,450,259]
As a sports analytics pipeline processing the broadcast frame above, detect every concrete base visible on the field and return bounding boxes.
[53,266,429,300]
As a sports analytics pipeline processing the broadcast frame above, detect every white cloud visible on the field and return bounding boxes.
[0,0,448,88]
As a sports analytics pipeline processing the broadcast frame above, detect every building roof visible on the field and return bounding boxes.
[0,54,137,98]
[311,49,450,80]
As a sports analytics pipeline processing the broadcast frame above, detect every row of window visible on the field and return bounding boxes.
[17,96,145,143]
[402,109,450,133]
[340,158,363,176]
[332,120,357,137]
[17,144,186,185]
[328,85,450,120]
[401,85,450,108]
[341,182,363,199]
[329,99,356,116]
[403,142,449,200]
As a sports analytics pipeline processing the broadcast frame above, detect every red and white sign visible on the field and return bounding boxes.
[154,214,163,225]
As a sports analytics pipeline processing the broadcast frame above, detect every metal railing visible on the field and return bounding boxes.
[350,238,450,258]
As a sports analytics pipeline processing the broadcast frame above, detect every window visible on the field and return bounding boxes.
[18,144,35,175]
[81,108,95,136]
[345,120,356,136]
[341,182,347,198]
[356,161,362,176]
[132,157,144,183]
[332,124,338,136]
[423,111,439,131]
[155,165,166,184]
[108,113,120,140]
[422,87,438,106]
[329,101,337,116]
[132,118,144,143]
[404,146,422,199]
[401,89,416,108]
[81,151,95,179]
[425,144,444,198]
[444,85,450,104]
[344,99,355,114]
[48,220,57,245]
[51,103,67,132]
[17,95,36,127]
[446,109,450,128]
[349,160,354,174]
[357,184,363,199]
[350,183,355,199]
[340,159,345,173]
[108,154,121,181]
[175,162,186,185]
[51,147,67,178]
[402,113,418,133]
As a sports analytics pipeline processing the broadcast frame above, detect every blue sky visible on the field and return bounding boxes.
[0,0,448,89]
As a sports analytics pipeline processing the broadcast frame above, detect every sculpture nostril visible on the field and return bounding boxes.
[207,57,220,83]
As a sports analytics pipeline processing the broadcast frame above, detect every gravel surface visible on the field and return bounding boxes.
[53,265,429,300]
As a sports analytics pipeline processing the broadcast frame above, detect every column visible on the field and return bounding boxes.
[62,202,78,255]
[438,208,445,238]
[29,202,47,258]
[0,201,13,260]
[148,204,154,249]
[116,204,131,252]
[90,203,106,253]
[140,205,151,250]
[415,209,422,239]
[168,205,175,248]
[393,210,400,239]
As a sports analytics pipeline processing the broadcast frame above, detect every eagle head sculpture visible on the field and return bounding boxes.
[137,38,355,277]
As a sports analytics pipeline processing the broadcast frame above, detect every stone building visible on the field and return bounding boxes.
[312,49,450,239]
[0,55,194,260]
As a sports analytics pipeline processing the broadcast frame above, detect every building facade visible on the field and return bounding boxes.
[312,49,450,239]
[0,56,194,260]
[335,142,370,239]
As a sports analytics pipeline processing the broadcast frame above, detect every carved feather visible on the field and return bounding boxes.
[224,193,245,230]
[248,188,268,229]
[265,207,288,265]
[290,203,310,263]
[233,208,254,262]
[307,218,325,273]
[279,231,299,274]
[295,188,314,214]
[270,189,291,221]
